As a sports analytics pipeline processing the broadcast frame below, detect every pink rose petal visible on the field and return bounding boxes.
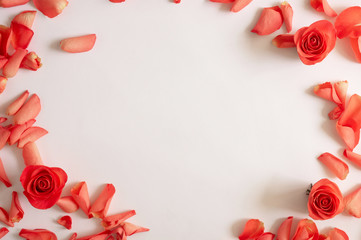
[0,126,11,150]
[310,0,337,17]
[19,229,57,240]
[9,119,36,145]
[120,222,150,236]
[2,48,28,78]
[0,228,9,239]
[231,0,252,13]
[9,191,24,224]
[0,0,29,8]
[276,216,293,240]
[343,149,361,168]
[344,186,361,218]
[33,0,68,18]
[12,11,37,29]
[272,34,296,48]
[280,1,293,33]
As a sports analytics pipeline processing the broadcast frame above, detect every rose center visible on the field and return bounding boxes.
[34,175,53,193]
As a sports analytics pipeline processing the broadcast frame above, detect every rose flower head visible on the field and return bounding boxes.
[20,165,68,209]
[294,20,336,65]
[307,178,344,220]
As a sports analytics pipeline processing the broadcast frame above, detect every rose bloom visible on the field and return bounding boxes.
[307,178,344,220]
[20,165,68,209]
[294,20,336,65]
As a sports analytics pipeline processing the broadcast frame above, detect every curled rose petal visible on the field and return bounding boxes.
[280,2,293,33]
[0,118,6,124]
[120,222,150,236]
[76,230,111,240]
[0,157,11,187]
[310,0,337,17]
[291,219,318,240]
[343,149,361,168]
[276,216,293,240]
[18,126,48,148]
[13,94,41,125]
[56,196,79,213]
[0,207,12,227]
[9,119,36,145]
[57,215,72,230]
[257,233,275,240]
[33,0,68,18]
[238,219,264,240]
[350,37,361,63]
[10,22,34,49]
[0,126,11,150]
[19,229,57,240]
[0,0,29,8]
[328,228,349,240]
[7,90,29,116]
[0,25,11,56]
[60,34,96,53]
[231,0,252,13]
[329,106,343,120]
[12,11,37,29]
[344,186,361,218]
[272,34,296,48]
[89,184,116,218]
[0,56,8,69]
[20,52,42,71]
[71,182,90,217]
[23,142,43,166]
[335,7,361,39]
[0,228,9,239]
[336,94,361,150]
[3,48,28,78]
[101,210,137,230]
[314,81,348,107]
[9,191,24,223]
[0,77,7,94]
[318,152,349,180]
[251,7,283,35]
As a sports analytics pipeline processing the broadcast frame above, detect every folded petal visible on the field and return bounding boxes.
[310,0,337,17]
[0,228,9,239]
[19,229,57,240]
[33,0,68,18]
[0,25,12,56]
[0,118,6,124]
[76,230,111,240]
[0,207,12,227]
[18,126,48,148]
[329,106,343,120]
[0,157,11,187]
[89,184,115,219]
[343,149,361,168]
[0,56,8,70]
[328,228,349,240]
[210,0,235,3]
[71,182,90,217]
[9,119,36,145]
[60,34,96,53]
[57,215,72,230]
[334,81,348,107]
[318,152,349,180]
[256,232,275,240]
[9,191,24,223]
[101,210,137,230]
[0,126,11,150]
[276,216,293,240]
[0,0,29,7]
[20,52,42,71]
[344,186,361,218]
[2,48,28,78]
[231,0,252,13]
[238,219,264,240]
[335,6,361,39]
[56,196,79,213]
[291,219,318,240]
[7,90,29,116]
[272,34,295,48]
[13,94,41,125]
[0,77,7,94]
[251,7,283,35]
[23,142,43,166]
[120,222,149,236]
[280,2,293,33]
[350,37,361,63]
[12,11,37,29]
[10,22,34,49]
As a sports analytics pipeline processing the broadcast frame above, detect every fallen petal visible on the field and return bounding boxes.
[291,219,318,240]
[23,142,43,166]
[9,191,24,223]
[18,126,48,148]
[334,81,348,108]
[0,228,9,239]
[0,55,8,69]
[60,34,96,53]
[13,94,41,125]
[0,77,7,94]
[314,82,333,102]
[56,196,79,213]
[9,119,36,145]
[344,186,361,218]
[0,0,29,8]
[69,233,77,240]
[120,222,149,236]
[101,210,137,230]
[12,11,37,29]
[76,230,111,240]
[280,2,293,33]
[89,184,115,218]
[350,37,361,63]
[0,157,11,187]
[10,22,34,49]
[71,182,90,217]
[33,0,68,18]
[310,0,337,17]
[238,219,264,240]
[210,0,235,3]
[257,232,275,240]
[251,7,283,35]
[174,0,181,3]
[0,126,11,150]
[0,25,12,56]
[0,207,12,227]
[318,152,349,180]
[19,229,57,240]
[20,52,42,71]
[231,0,252,13]
[109,0,126,2]
[57,215,72,230]
[2,48,28,78]
[6,90,29,116]
[344,149,361,168]
[276,216,293,240]
[0,118,6,124]
[328,228,349,240]
[335,6,361,39]
[328,106,343,120]
[272,34,295,48]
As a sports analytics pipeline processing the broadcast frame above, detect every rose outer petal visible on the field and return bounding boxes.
[23,142,43,166]
[18,126,48,148]
[9,191,24,224]
[350,37,361,63]
[251,7,283,35]
[89,184,116,219]
[12,11,37,29]
[19,229,57,240]
[257,232,275,240]
[318,152,349,180]
[33,0,68,18]
[56,196,79,213]
[276,216,293,240]
[328,228,349,240]
[344,186,361,218]
[10,22,34,49]
[291,219,318,240]
[238,219,264,240]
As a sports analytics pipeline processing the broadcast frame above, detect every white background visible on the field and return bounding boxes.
[1,0,361,239]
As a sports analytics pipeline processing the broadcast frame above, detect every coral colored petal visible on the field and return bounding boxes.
[18,126,48,148]
[0,77,7,94]
[12,11,37,29]
[0,228,9,239]
[280,2,293,33]
[231,0,252,13]
[0,207,13,227]
[23,142,43,166]
[13,94,41,125]
[69,233,77,240]
[174,0,181,3]
[109,0,126,2]
[120,222,149,236]
[19,229,57,240]
[314,82,333,102]
[0,0,29,7]
[9,119,36,145]
[318,152,349,180]
[10,22,34,49]
[33,0,68,18]
[57,216,72,230]
[334,81,348,107]
[344,186,361,218]
[0,126,11,150]
[60,34,96,53]
[210,0,235,3]
[0,25,12,56]
[0,157,11,187]
[335,7,361,39]
[291,219,318,240]
[328,106,343,120]
[329,228,349,240]
[2,48,28,78]
[251,7,283,35]
[89,184,116,218]
[71,182,90,217]
[56,196,79,213]
[7,90,29,116]
[0,56,8,69]
[350,37,361,63]
[0,118,6,124]
[272,34,295,48]
[337,94,361,150]
[276,216,293,240]
[344,149,361,168]
[9,191,24,223]
[310,0,337,17]
[238,219,264,240]
[76,230,111,240]
[257,232,275,240]
[20,52,42,71]
[101,210,137,230]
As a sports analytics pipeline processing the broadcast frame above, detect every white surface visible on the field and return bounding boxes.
[1,0,361,239]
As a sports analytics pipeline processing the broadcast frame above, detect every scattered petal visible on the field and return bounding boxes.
[344,186,361,218]
[7,90,29,116]
[89,184,115,218]
[57,215,72,230]
[0,118,6,124]
[69,233,77,240]
[10,22,34,49]
[0,207,12,227]
[13,94,41,125]
[276,216,293,240]
[310,0,337,17]
[328,228,349,240]
[101,210,137,230]
[272,34,295,48]
[0,126,11,150]
[280,2,293,33]
[251,7,283,35]
[109,0,126,2]
[335,6,361,39]
[0,25,12,56]
[350,37,361,63]
[210,0,235,2]
[9,119,36,145]
[231,0,252,13]
[33,0,68,18]
[76,230,111,240]
[0,77,7,94]
[0,56,8,69]
[318,152,349,180]
[60,34,96,53]
[23,142,43,166]
[19,229,57,240]
[20,52,42,71]
[291,219,318,240]
[2,48,28,78]
[328,106,343,120]
[0,0,29,8]
[0,228,9,239]
[343,149,361,168]
[71,182,90,217]
[257,232,275,240]
[9,191,24,224]
[0,157,11,187]
[12,11,37,29]
[238,219,264,240]
[18,126,48,148]
[56,196,79,213]
[120,222,149,236]
[174,0,181,3]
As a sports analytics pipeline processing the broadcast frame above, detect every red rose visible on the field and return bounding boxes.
[307,178,344,220]
[294,20,336,65]
[20,165,68,209]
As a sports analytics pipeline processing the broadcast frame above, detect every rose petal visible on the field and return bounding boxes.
[109,0,126,2]
[19,229,57,240]
[0,77,7,94]
[13,94,41,125]
[0,25,12,56]
[334,81,348,108]
[0,0,29,7]
[89,184,116,219]
[57,215,72,230]
[23,142,43,166]
[101,210,137,230]
[71,182,90,217]
[10,22,34,49]
[251,7,283,35]
[69,233,77,240]
[0,126,11,150]
[9,191,24,223]
[231,0,252,13]
[350,37,361,63]
[76,230,111,240]
[60,34,96,53]
[9,119,36,145]
[0,56,8,69]
[238,219,264,240]
[276,216,293,240]
[256,232,275,240]
[328,228,349,240]
[343,149,361,168]
[291,219,318,240]
[0,228,9,239]
[272,34,295,48]
[2,48,28,78]
[335,7,361,39]
[174,0,181,3]
[33,0,68,18]
[12,11,37,29]
[7,90,29,116]
[18,126,48,148]
[20,52,42,71]
[319,234,328,240]
[318,152,349,180]
[120,222,149,236]
[310,0,337,17]
[0,118,6,124]
[280,2,293,33]
[0,157,11,187]
[336,94,361,150]
[0,207,12,227]
[344,186,361,218]
[210,0,235,3]
[56,196,79,213]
